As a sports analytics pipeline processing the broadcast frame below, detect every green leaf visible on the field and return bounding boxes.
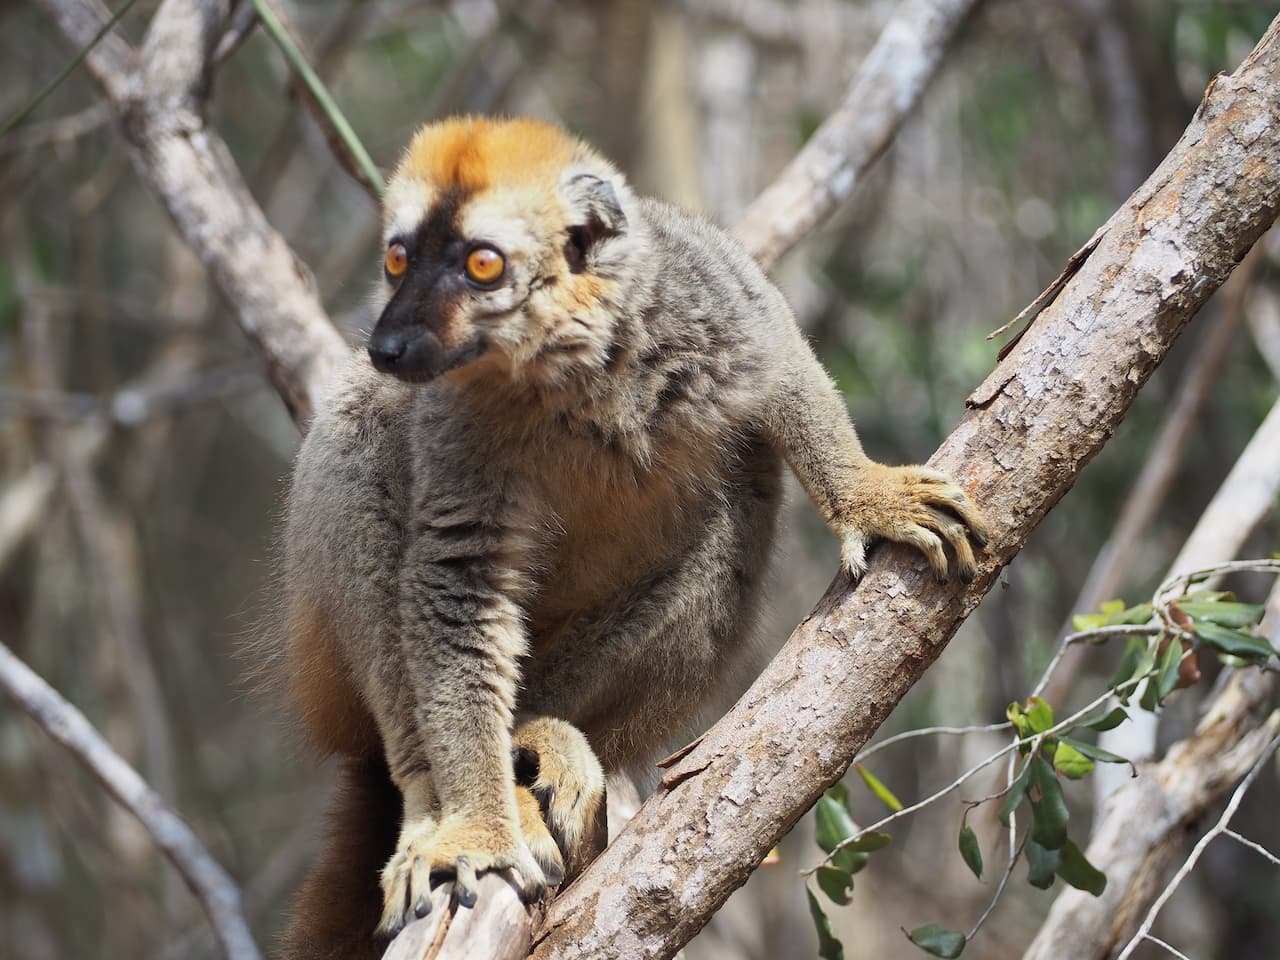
[1072,612,1105,633]
[1155,639,1183,703]
[1099,600,1126,617]
[856,764,904,812]
[907,923,966,958]
[958,825,983,880]
[1060,737,1135,774]
[807,889,846,960]
[1176,601,1265,629]
[1080,707,1129,732]
[1029,756,1069,850]
[1025,696,1054,734]
[1195,621,1276,663]
[841,831,893,854]
[1106,637,1147,697]
[1025,837,1060,889]
[1052,741,1095,780]
[1107,602,1154,626]
[1006,701,1031,738]
[1183,589,1234,603]
[1056,839,1107,896]
[826,781,851,809]
[998,760,1033,826]
[816,865,854,906]
[815,793,858,854]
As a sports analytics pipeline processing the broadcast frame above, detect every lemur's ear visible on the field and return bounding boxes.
[562,172,626,272]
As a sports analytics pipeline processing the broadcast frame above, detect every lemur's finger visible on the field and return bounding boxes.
[901,525,949,583]
[914,480,990,547]
[928,508,977,584]
[511,848,549,903]
[377,861,410,937]
[410,857,432,918]
[454,856,478,909]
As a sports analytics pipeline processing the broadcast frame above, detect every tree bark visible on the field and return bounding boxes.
[33,0,349,425]
[531,16,1280,960]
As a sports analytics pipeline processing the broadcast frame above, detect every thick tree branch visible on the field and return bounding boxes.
[0,639,260,960]
[34,0,349,424]
[731,0,980,270]
[531,16,1280,960]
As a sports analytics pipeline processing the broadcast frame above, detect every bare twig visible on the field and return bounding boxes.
[0,641,261,960]
[1113,730,1280,960]
[731,0,980,269]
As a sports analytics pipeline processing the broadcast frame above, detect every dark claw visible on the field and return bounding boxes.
[972,530,990,549]
[457,883,477,909]
[414,895,431,919]
[935,573,949,586]
[513,747,540,787]
[386,916,405,938]
[959,567,976,585]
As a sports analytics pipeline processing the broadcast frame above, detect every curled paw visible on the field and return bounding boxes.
[512,717,607,883]
[376,814,547,937]
[838,463,989,583]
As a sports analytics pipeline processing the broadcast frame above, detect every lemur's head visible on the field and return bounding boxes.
[370,116,634,386]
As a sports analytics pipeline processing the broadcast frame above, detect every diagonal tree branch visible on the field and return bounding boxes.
[531,16,1280,960]
[34,0,349,425]
[0,639,261,960]
[731,0,981,270]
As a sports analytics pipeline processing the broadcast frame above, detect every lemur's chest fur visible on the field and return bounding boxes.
[518,416,721,651]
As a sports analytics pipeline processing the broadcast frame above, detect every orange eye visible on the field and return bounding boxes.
[465,246,505,286]
[385,242,408,280]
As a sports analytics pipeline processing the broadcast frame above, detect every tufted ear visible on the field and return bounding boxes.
[562,172,627,272]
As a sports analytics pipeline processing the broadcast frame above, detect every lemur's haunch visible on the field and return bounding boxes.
[278,116,988,959]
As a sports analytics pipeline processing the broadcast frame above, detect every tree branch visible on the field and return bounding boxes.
[731,0,980,269]
[531,16,1280,960]
[34,0,349,425]
[0,640,261,960]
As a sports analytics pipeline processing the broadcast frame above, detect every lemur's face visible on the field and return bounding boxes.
[370,117,629,387]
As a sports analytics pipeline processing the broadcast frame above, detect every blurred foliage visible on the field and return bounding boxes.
[1,2,1279,960]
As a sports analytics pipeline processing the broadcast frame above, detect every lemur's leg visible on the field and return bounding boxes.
[764,331,989,582]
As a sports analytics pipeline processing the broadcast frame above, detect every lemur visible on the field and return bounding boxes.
[276,116,988,959]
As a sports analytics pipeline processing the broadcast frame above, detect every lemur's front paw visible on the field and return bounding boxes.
[376,814,547,937]
[512,717,607,883]
[838,463,989,583]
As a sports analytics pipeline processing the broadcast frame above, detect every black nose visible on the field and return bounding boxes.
[368,332,407,371]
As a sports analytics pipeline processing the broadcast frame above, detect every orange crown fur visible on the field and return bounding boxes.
[396,117,586,193]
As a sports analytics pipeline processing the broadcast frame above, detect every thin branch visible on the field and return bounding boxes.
[1141,935,1194,960]
[0,640,261,960]
[3,0,140,132]
[731,0,980,269]
[1223,828,1280,868]
[248,0,384,199]
[854,721,1011,764]
[1114,730,1280,960]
